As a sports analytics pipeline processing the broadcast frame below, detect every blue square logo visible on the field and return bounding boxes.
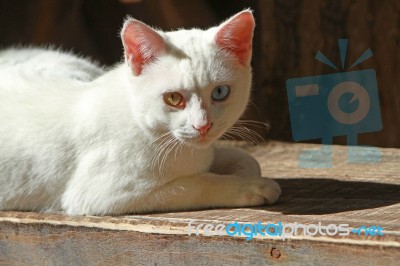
[287,69,382,141]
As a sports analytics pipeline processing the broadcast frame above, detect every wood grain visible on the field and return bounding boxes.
[1,142,399,265]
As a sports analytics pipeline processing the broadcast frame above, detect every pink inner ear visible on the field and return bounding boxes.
[215,11,255,64]
[122,20,165,75]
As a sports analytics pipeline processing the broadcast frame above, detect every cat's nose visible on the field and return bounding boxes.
[193,122,212,136]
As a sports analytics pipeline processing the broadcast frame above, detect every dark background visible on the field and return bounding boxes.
[0,0,399,148]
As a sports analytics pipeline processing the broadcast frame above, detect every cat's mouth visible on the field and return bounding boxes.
[197,135,212,144]
[190,138,213,148]
[176,134,215,148]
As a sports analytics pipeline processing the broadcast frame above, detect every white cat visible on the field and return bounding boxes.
[0,10,281,216]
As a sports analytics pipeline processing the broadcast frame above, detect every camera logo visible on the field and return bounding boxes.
[286,39,382,168]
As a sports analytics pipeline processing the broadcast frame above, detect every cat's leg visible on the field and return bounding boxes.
[62,170,281,215]
[63,172,280,215]
[145,172,281,212]
[62,147,280,215]
[210,145,261,177]
[140,146,281,212]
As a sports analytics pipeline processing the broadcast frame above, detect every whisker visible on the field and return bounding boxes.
[159,136,176,175]
[235,120,270,129]
[226,125,265,144]
[148,133,175,175]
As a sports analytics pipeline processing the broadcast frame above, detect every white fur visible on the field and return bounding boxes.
[0,12,280,215]
[0,47,104,82]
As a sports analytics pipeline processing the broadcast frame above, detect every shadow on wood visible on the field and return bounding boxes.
[267,178,400,215]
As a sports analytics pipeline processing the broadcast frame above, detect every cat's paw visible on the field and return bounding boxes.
[237,177,281,206]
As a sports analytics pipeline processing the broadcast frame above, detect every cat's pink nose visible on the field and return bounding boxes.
[193,122,212,136]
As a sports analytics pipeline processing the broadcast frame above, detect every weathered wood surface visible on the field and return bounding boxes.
[1,142,399,265]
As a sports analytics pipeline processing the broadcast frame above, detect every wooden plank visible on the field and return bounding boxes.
[0,221,399,265]
[1,141,399,265]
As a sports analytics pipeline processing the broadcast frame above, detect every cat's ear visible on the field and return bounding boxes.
[121,18,165,76]
[215,10,255,65]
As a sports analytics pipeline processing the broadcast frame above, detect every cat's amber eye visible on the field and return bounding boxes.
[163,92,185,108]
[211,85,230,101]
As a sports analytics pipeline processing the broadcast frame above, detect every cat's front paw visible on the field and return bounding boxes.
[237,177,281,206]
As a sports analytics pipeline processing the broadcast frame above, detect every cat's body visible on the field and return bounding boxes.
[0,11,280,215]
[0,47,104,81]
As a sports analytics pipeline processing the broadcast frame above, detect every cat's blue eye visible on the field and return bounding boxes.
[211,85,230,101]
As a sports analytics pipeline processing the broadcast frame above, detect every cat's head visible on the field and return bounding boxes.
[121,10,254,149]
